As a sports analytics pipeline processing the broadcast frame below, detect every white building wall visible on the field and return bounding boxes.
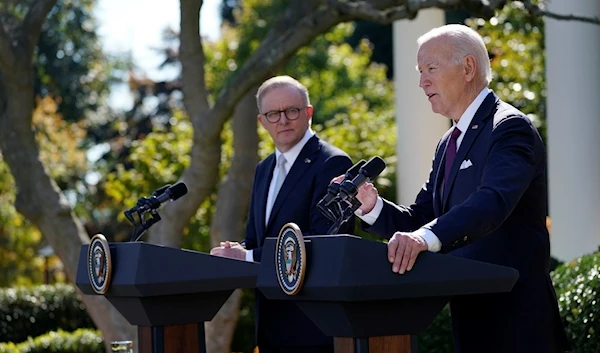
[546,0,600,261]
[393,10,450,206]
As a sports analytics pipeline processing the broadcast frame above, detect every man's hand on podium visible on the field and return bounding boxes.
[210,241,247,260]
[388,232,428,275]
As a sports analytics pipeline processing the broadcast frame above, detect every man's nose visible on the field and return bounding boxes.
[278,111,289,123]
[419,74,427,88]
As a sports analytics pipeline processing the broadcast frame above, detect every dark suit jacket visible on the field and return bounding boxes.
[244,133,354,348]
[366,91,569,353]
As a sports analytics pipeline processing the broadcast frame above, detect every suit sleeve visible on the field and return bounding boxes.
[425,116,540,253]
[243,164,260,255]
[364,150,439,239]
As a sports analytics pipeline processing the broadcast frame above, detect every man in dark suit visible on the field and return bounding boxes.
[211,75,354,353]
[348,24,569,353]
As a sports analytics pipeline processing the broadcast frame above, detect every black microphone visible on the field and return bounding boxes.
[137,182,188,212]
[336,156,386,203]
[151,184,172,197]
[318,159,366,209]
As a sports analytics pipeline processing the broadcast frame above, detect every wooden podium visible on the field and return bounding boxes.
[75,241,260,353]
[256,234,519,353]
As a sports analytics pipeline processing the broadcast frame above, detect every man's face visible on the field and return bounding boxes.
[258,85,313,153]
[417,38,469,120]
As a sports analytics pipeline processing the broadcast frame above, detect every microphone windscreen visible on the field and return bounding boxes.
[169,182,188,200]
[361,156,386,178]
[346,159,366,178]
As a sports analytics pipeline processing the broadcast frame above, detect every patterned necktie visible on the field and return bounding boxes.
[444,127,462,183]
[266,155,287,222]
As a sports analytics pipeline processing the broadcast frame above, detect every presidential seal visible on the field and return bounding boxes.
[275,223,306,295]
[87,234,112,294]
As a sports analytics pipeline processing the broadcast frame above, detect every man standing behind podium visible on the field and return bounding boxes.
[211,75,354,353]
[347,25,569,353]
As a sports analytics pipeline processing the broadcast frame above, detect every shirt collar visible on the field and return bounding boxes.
[455,87,491,133]
[275,128,315,170]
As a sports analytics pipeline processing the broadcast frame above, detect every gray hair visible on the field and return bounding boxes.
[417,24,492,84]
[256,75,310,112]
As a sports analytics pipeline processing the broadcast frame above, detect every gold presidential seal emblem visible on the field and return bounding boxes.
[87,234,112,294]
[275,223,306,295]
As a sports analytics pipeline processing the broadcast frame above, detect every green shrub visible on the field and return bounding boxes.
[0,329,103,353]
[0,284,95,343]
[417,305,453,353]
[552,251,600,353]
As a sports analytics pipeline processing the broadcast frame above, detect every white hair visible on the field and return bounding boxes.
[256,75,310,112]
[417,24,492,84]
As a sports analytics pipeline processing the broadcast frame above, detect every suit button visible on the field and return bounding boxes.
[463,236,468,241]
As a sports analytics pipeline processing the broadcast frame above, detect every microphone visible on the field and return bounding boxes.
[136,182,188,212]
[336,156,386,203]
[151,184,172,197]
[318,159,366,209]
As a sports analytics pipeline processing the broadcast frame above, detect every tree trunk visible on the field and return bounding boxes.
[0,74,135,353]
[205,88,259,353]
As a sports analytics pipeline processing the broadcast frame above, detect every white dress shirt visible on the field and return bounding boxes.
[357,87,491,252]
[246,128,315,261]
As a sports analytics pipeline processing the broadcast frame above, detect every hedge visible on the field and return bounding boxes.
[552,251,600,353]
[0,284,95,343]
[0,329,103,353]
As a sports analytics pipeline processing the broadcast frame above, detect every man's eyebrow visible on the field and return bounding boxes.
[416,61,437,71]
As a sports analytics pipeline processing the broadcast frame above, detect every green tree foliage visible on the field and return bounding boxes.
[0,97,86,286]
[468,1,546,139]
[0,159,44,287]
[0,0,119,124]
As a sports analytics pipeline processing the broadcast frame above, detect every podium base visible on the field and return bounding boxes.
[138,323,206,353]
[334,335,416,353]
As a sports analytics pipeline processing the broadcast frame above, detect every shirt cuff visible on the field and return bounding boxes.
[413,227,442,253]
[355,197,383,225]
[245,249,254,262]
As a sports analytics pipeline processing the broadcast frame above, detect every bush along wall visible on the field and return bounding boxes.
[552,251,600,353]
[0,329,103,353]
[0,284,95,343]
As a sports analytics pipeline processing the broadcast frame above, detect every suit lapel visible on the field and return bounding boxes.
[266,135,319,230]
[256,155,276,239]
[442,92,498,209]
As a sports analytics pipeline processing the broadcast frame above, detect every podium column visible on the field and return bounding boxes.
[138,324,206,353]
[334,336,416,353]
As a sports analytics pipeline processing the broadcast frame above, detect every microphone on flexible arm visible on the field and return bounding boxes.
[125,182,188,242]
[317,159,366,221]
[325,156,387,235]
[336,156,386,204]
[135,183,188,212]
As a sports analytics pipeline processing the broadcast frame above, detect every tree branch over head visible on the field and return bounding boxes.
[21,0,58,59]
[329,0,414,23]
[180,0,210,120]
[204,6,348,139]
[523,0,600,25]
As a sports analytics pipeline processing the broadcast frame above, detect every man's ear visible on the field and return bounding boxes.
[258,114,266,128]
[306,105,314,118]
[464,55,477,82]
